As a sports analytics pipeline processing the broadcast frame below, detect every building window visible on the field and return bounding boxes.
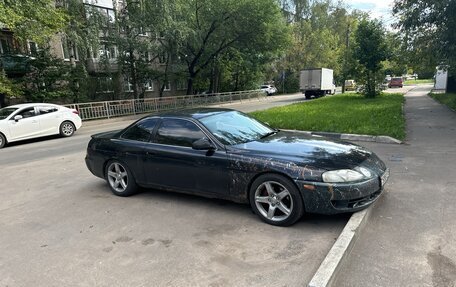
[159,51,167,64]
[61,38,79,60]
[96,77,113,93]
[164,81,171,91]
[98,43,116,59]
[141,51,150,62]
[0,38,12,54]
[138,26,148,36]
[28,41,38,56]
[177,79,187,91]
[84,3,115,28]
[124,77,133,92]
[144,80,154,91]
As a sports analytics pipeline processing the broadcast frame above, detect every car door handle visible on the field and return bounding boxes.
[146,151,155,156]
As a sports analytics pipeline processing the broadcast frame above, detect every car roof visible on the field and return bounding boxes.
[6,103,61,109]
[149,107,236,120]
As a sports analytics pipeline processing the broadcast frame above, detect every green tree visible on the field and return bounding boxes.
[172,0,289,94]
[0,0,67,44]
[22,48,71,102]
[383,32,408,77]
[393,0,456,75]
[114,0,170,99]
[353,19,389,98]
[277,1,366,93]
[0,69,22,107]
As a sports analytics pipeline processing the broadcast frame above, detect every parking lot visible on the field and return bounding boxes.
[0,94,350,286]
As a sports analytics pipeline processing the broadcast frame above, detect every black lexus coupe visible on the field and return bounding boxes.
[86,108,389,226]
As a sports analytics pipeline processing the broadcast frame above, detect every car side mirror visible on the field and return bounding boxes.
[192,138,215,150]
[13,115,23,122]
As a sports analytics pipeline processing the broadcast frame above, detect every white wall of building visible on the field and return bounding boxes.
[435,67,448,91]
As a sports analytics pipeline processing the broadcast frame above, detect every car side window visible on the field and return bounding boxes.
[16,107,36,118]
[37,106,58,115]
[121,118,159,142]
[155,119,205,147]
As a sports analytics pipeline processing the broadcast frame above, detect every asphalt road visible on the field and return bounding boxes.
[0,93,350,286]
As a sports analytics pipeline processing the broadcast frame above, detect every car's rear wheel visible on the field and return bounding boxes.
[0,133,6,149]
[105,160,138,197]
[249,174,304,226]
[60,121,75,137]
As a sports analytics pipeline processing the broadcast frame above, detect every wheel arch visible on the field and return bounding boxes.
[246,171,305,209]
[102,157,141,183]
[0,131,8,145]
[61,120,77,130]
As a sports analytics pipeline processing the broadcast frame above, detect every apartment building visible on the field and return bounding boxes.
[0,0,187,104]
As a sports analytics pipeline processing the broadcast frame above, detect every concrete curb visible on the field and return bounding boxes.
[308,207,373,287]
[283,130,402,144]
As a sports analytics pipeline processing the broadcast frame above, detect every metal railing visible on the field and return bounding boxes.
[65,90,267,121]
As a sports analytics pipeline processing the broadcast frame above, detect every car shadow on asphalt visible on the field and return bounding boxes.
[87,181,350,229]
[5,134,63,148]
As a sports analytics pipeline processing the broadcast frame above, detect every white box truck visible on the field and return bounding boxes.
[300,68,335,99]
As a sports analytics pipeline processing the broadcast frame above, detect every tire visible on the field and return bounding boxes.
[249,174,304,226]
[0,133,6,149]
[60,121,76,137]
[105,160,138,197]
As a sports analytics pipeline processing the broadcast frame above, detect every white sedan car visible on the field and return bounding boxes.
[0,103,82,148]
[260,85,278,96]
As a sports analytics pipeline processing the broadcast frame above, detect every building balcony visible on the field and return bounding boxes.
[86,57,119,74]
[0,54,33,76]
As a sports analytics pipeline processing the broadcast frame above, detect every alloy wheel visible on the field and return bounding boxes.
[254,181,293,222]
[107,162,129,193]
[61,122,74,136]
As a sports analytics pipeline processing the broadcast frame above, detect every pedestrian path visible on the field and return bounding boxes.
[334,85,456,286]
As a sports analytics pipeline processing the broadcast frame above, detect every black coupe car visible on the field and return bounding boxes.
[85,108,389,226]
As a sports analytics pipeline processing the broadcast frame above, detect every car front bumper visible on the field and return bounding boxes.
[295,169,389,214]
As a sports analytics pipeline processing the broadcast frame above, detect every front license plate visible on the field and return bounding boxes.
[381,169,390,187]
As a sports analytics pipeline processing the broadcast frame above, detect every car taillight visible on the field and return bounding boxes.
[72,110,79,115]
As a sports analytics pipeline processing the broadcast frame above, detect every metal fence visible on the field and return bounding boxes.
[65,90,267,121]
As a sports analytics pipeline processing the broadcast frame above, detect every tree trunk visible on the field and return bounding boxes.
[129,48,138,100]
[186,77,194,95]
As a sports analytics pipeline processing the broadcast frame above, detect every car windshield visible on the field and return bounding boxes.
[199,111,275,145]
[0,107,18,120]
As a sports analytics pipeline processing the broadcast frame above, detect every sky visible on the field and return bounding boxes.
[344,0,396,25]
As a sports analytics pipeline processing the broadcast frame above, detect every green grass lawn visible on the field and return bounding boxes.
[404,79,434,85]
[250,93,406,140]
[430,93,456,111]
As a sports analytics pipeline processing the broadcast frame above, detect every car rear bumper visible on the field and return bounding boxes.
[85,151,105,179]
[295,169,389,214]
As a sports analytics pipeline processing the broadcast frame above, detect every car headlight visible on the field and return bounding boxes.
[322,169,369,183]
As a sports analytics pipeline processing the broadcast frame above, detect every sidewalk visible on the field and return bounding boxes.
[334,85,456,286]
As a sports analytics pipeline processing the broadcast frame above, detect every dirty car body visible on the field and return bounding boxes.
[85,108,389,226]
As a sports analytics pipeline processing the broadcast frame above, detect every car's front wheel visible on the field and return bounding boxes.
[60,121,76,137]
[0,133,6,149]
[249,174,304,226]
[105,160,138,197]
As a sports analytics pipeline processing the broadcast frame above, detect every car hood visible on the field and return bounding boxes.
[230,130,379,171]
